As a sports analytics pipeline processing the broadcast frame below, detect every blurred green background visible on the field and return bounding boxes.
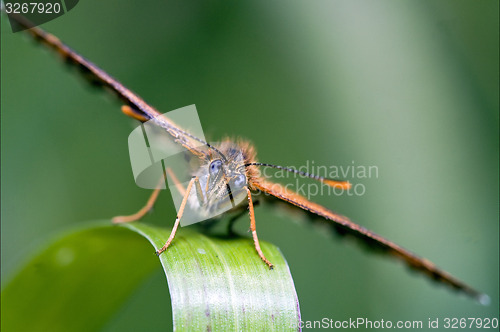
[1,0,498,331]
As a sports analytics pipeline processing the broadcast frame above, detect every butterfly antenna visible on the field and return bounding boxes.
[245,163,352,189]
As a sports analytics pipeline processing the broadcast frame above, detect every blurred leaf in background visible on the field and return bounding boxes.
[1,0,498,331]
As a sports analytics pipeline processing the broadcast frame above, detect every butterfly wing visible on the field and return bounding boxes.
[252,179,486,303]
[12,12,207,158]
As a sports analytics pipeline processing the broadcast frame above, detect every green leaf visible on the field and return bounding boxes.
[1,222,158,331]
[122,222,301,331]
[1,221,301,331]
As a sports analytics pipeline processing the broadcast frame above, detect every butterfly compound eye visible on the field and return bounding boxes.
[209,159,223,175]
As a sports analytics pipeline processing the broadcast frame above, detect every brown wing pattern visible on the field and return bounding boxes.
[10,13,207,158]
[252,179,487,303]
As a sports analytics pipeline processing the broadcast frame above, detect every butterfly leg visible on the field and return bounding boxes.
[112,166,188,224]
[156,176,197,255]
[121,105,149,122]
[112,176,164,224]
[246,187,273,269]
[165,167,186,196]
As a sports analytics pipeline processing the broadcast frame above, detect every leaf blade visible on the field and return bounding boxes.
[2,221,301,331]
[121,222,301,331]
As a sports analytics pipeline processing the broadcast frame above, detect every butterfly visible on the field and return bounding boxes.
[9,11,488,305]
